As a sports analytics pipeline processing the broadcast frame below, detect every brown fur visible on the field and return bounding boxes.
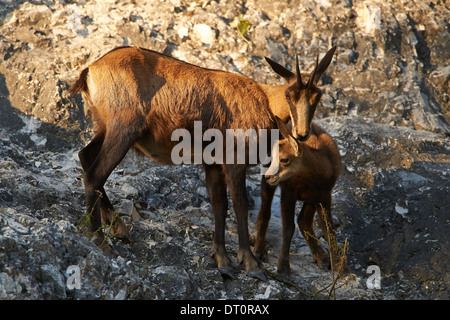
[255,118,347,277]
[69,46,336,280]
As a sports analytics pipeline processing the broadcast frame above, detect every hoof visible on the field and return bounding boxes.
[247,269,268,281]
[276,269,291,281]
[238,249,266,281]
[210,245,236,280]
[110,216,132,244]
[101,244,118,257]
[91,234,118,257]
[218,266,238,280]
[117,233,134,245]
[337,263,351,276]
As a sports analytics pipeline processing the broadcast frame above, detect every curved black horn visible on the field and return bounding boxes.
[307,54,319,88]
[296,55,304,89]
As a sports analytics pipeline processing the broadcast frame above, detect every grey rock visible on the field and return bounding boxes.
[0,0,449,301]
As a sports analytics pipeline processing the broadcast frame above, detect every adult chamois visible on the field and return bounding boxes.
[68,46,336,280]
[255,116,346,278]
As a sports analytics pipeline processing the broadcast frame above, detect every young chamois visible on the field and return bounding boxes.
[68,46,336,280]
[255,116,344,278]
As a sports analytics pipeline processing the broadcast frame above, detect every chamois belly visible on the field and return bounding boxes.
[133,138,175,164]
[292,178,331,203]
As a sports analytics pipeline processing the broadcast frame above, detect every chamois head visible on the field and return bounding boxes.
[265,46,336,141]
[265,116,304,186]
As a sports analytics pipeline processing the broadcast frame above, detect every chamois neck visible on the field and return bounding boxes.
[299,134,335,180]
[260,83,291,123]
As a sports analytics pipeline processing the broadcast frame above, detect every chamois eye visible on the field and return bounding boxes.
[280,157,290,165]
[285,94,291,102]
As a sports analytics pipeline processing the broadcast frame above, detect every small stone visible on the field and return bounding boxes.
[193,24,215,45]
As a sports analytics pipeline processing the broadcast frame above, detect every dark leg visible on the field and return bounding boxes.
[317,198,349,274]
[81,125,136,254]
[316,198,336,245]
[276,186,296,278]
[254,176,276,262]
[224,164,266,280]
[78,130,131,243]
[204,165,235,279]
[297,202,329,267]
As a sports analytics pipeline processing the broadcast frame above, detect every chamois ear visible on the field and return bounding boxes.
[274,116,300,156]
[265,57,295,82]
[311,45,337,86]
[274,116,291,139]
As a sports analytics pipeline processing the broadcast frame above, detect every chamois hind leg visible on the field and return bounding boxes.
[78,130,131,244]
[224,164,267,281]
[82,125,136,254]
[204,165,235,279]
[317,199,349,274]
[254,176,276,262]
[297,202,329,268]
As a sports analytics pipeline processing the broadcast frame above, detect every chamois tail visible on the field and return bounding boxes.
[68,68,89,96]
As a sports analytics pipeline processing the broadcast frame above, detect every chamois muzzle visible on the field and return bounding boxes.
[295,131,310,143]
[264,174,280,186]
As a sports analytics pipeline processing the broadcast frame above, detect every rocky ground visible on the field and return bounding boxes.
[0,0,449,300]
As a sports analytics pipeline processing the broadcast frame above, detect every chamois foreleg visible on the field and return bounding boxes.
[224,164,267,281]
[204,165,236,279]
[277,187,296,278]
[78,129,132,244]
[81,124,136,254]
[254,176,276,262]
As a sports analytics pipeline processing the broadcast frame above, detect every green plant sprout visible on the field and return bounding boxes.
[230,18,252,46]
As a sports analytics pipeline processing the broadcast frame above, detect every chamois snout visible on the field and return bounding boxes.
[264,149,300,187]
[264,117,304,186]
[264,158,299,186]
[296,131,310,142]
[264,173,280,186]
